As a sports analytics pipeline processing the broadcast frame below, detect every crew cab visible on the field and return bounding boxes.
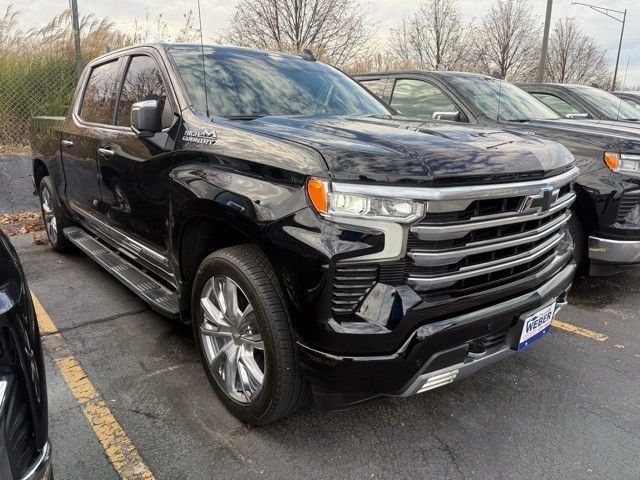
[31,44,578,424]
[0,231,52,479]
[519,83,640,125]
[355,71,640,276]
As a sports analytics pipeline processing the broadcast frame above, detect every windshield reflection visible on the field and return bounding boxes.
[167,45,389,118]
[448,75,560,122]
[572,85,639,121]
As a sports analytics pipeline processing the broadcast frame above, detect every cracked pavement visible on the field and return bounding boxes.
[9,231,640,480]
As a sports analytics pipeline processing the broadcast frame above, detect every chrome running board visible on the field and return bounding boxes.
[64,227,179,318]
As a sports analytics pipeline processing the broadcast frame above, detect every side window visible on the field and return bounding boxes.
[116,55,171,128]
[80,60,120,124]
[360,79,386,98]
[531,93,583,117]
[390,79,459,120]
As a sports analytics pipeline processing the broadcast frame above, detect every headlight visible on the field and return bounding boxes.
[604,152,640,174]
[306,178,421,223]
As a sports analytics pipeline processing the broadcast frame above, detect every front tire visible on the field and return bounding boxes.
[38,176,74,252]
[191,245,308,425]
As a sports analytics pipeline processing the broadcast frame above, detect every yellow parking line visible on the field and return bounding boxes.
[32,293,156,480]
[552,319,608,342]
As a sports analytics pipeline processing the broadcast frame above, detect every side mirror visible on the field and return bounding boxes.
[565,113,589,119]
[432,111,461,122]
[131,100,162,137]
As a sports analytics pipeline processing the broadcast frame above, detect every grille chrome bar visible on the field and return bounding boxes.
[332,167,579,204]
[409,212,571,267]
[408,232,564,291]
[411,192,575,241]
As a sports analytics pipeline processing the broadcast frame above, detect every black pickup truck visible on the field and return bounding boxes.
[31,44,579,424]
[356,71,640,276]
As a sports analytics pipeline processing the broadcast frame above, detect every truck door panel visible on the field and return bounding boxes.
[61,59,122,216]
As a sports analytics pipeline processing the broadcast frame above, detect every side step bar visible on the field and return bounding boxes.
[63,227,180,318]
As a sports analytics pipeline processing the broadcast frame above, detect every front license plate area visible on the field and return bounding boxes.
[517,302,556,351]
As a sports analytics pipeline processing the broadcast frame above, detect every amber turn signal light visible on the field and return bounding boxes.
[307,178,329,214]
[604,152,620,172]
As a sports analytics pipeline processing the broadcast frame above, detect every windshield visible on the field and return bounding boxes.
[167,45,390,118]
[447,75,560,122]
[572,85,639,121]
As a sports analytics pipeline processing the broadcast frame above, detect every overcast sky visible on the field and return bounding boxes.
[10,0,640,87]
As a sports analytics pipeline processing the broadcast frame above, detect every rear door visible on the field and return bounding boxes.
[61,58,122,216]
[97,51,178,272]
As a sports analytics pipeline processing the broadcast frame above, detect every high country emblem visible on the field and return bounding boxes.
[183,129,217,146]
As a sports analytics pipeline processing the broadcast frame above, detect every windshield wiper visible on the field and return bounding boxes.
[505,119,531,123]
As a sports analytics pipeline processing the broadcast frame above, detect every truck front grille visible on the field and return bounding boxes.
[406,188,574,297]
[330,170,578,318]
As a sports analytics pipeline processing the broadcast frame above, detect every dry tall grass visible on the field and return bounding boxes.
[0,4,135,146]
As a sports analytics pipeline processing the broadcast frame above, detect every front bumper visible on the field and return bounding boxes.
[588,236,640,275]
[299,262,575,410]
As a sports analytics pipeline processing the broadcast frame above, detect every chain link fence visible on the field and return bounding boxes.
[0,54,77,150]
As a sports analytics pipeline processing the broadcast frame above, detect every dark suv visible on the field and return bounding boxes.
[31,44,578,424]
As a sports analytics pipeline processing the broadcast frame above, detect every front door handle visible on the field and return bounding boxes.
[61,140,74,148]
[98,147,114,158]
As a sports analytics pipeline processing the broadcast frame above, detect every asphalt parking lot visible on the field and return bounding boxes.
[3,154,640,480]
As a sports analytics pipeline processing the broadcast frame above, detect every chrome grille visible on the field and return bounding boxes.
[407,186,575,294]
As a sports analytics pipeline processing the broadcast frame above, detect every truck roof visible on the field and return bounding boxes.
[89,42,310,64]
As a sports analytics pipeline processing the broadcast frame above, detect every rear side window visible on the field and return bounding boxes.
[360,79,386,98]
[531,93,583,117]
[116,55,170,128]
[390,79,458,119]
[80,60,120,124]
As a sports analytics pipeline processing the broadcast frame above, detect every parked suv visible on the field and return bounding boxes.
[355,71,640,275]
[31,44,578,424]
[0,230,52,479]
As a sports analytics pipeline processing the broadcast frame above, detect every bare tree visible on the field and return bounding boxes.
[389,0,472,70]
[545,17,609,86]
[475,0,540,80]
[223,0,373,67]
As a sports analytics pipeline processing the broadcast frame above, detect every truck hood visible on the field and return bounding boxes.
[247,115,573,184]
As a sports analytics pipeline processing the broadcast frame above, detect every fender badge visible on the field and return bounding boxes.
[183,129,217,146]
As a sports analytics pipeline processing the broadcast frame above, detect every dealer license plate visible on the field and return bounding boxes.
[517,302,556,351]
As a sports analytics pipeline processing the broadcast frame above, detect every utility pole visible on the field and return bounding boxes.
[612,9,627,91]
[537,0,554,82]
[70,0,83,78]
[572,2,627,91]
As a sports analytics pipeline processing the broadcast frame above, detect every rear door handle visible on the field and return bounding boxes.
[61,140,74,148]
[98,147,114,158]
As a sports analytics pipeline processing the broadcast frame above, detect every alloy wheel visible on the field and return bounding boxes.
[198,275,265,404]
[40,187,58,244]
